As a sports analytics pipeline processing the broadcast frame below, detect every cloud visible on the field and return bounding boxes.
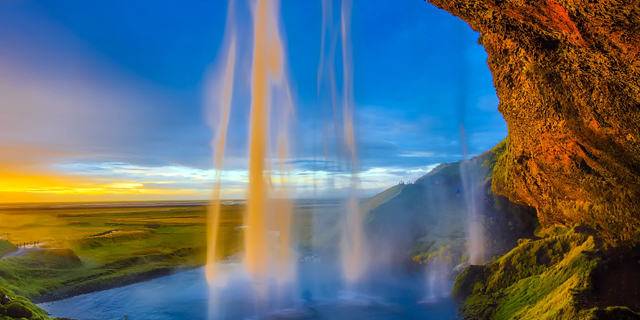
[0,158,442,202]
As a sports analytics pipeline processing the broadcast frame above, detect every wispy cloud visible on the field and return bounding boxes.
[0,160,441,202]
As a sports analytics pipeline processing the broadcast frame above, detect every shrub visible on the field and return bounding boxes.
[5,301,32,319]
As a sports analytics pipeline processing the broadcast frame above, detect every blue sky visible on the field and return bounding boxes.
[0,0,506,201]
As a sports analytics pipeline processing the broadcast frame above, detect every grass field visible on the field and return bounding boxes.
[0,202,233,300]
[0,200,336,303]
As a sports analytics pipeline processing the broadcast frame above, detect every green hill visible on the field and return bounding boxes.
[362,141,538,269]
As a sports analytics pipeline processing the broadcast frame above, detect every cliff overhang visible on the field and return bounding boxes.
[428,0,640,245]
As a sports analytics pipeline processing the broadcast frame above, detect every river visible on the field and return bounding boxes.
[39,261,461,320]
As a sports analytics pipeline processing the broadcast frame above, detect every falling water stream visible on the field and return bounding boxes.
[460,158,487,265]
[204,0,378,314]
[206,30,236,288]
[336,0,367,287]
[244,0,279,285]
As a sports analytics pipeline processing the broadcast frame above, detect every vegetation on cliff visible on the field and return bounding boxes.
[452,225,640,319]
[0,285,72,320]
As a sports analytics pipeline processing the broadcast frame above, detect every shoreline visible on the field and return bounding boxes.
[32,264,203,304]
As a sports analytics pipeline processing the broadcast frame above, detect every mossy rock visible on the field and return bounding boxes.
[451,264,489,300]
[0,286,59,320]
[454,227,598,319]
[453,225,640,319]
[5,301,32,319]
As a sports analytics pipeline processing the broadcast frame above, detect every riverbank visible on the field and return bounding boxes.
[0,203,227,302]
[0,200,321,307]
[31,264,201,303]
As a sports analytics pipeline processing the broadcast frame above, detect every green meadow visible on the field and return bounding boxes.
[0,203,233,301]
[0,201,329,305]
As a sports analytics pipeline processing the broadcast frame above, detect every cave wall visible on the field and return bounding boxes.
[427,0,640,244]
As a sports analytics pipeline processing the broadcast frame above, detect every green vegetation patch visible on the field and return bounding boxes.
[0,285,70,320]
[0,241,16,258]
[0,202,315,306]
[453,225,640,319]
[0,206,218,301]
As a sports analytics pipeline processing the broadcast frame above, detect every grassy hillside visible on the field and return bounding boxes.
[0,241,16,258]
[361,141,537,270]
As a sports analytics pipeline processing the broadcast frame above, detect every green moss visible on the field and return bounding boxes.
[453,225,636,319]
[490,135,518,203]
[451,264,488,299]
[0,286,52,320]
[5,301,32,319]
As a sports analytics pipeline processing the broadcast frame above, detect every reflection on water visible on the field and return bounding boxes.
[39,261,460,320]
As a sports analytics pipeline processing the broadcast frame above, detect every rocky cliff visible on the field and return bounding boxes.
[427,0,640,244]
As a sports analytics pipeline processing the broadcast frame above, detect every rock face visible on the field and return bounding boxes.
[428,0,640,244]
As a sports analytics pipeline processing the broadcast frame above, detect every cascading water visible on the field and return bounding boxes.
[203,0,457,318]
[34,1,481,319]
[205,0,297,315]
[316,0,367,289]
[204,5,238,316]
[460,157,487,265]
[244,0,277,285]
[208,0,369,307]
[458,90,486,266]
[454,19,487,266]
[337,0,367,287]
[205,3,236,288]
[422,255,451,303]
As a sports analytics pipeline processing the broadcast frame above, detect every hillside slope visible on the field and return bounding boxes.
[363,142,537,269]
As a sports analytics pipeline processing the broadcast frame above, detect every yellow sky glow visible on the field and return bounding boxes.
[0,171,211,203]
